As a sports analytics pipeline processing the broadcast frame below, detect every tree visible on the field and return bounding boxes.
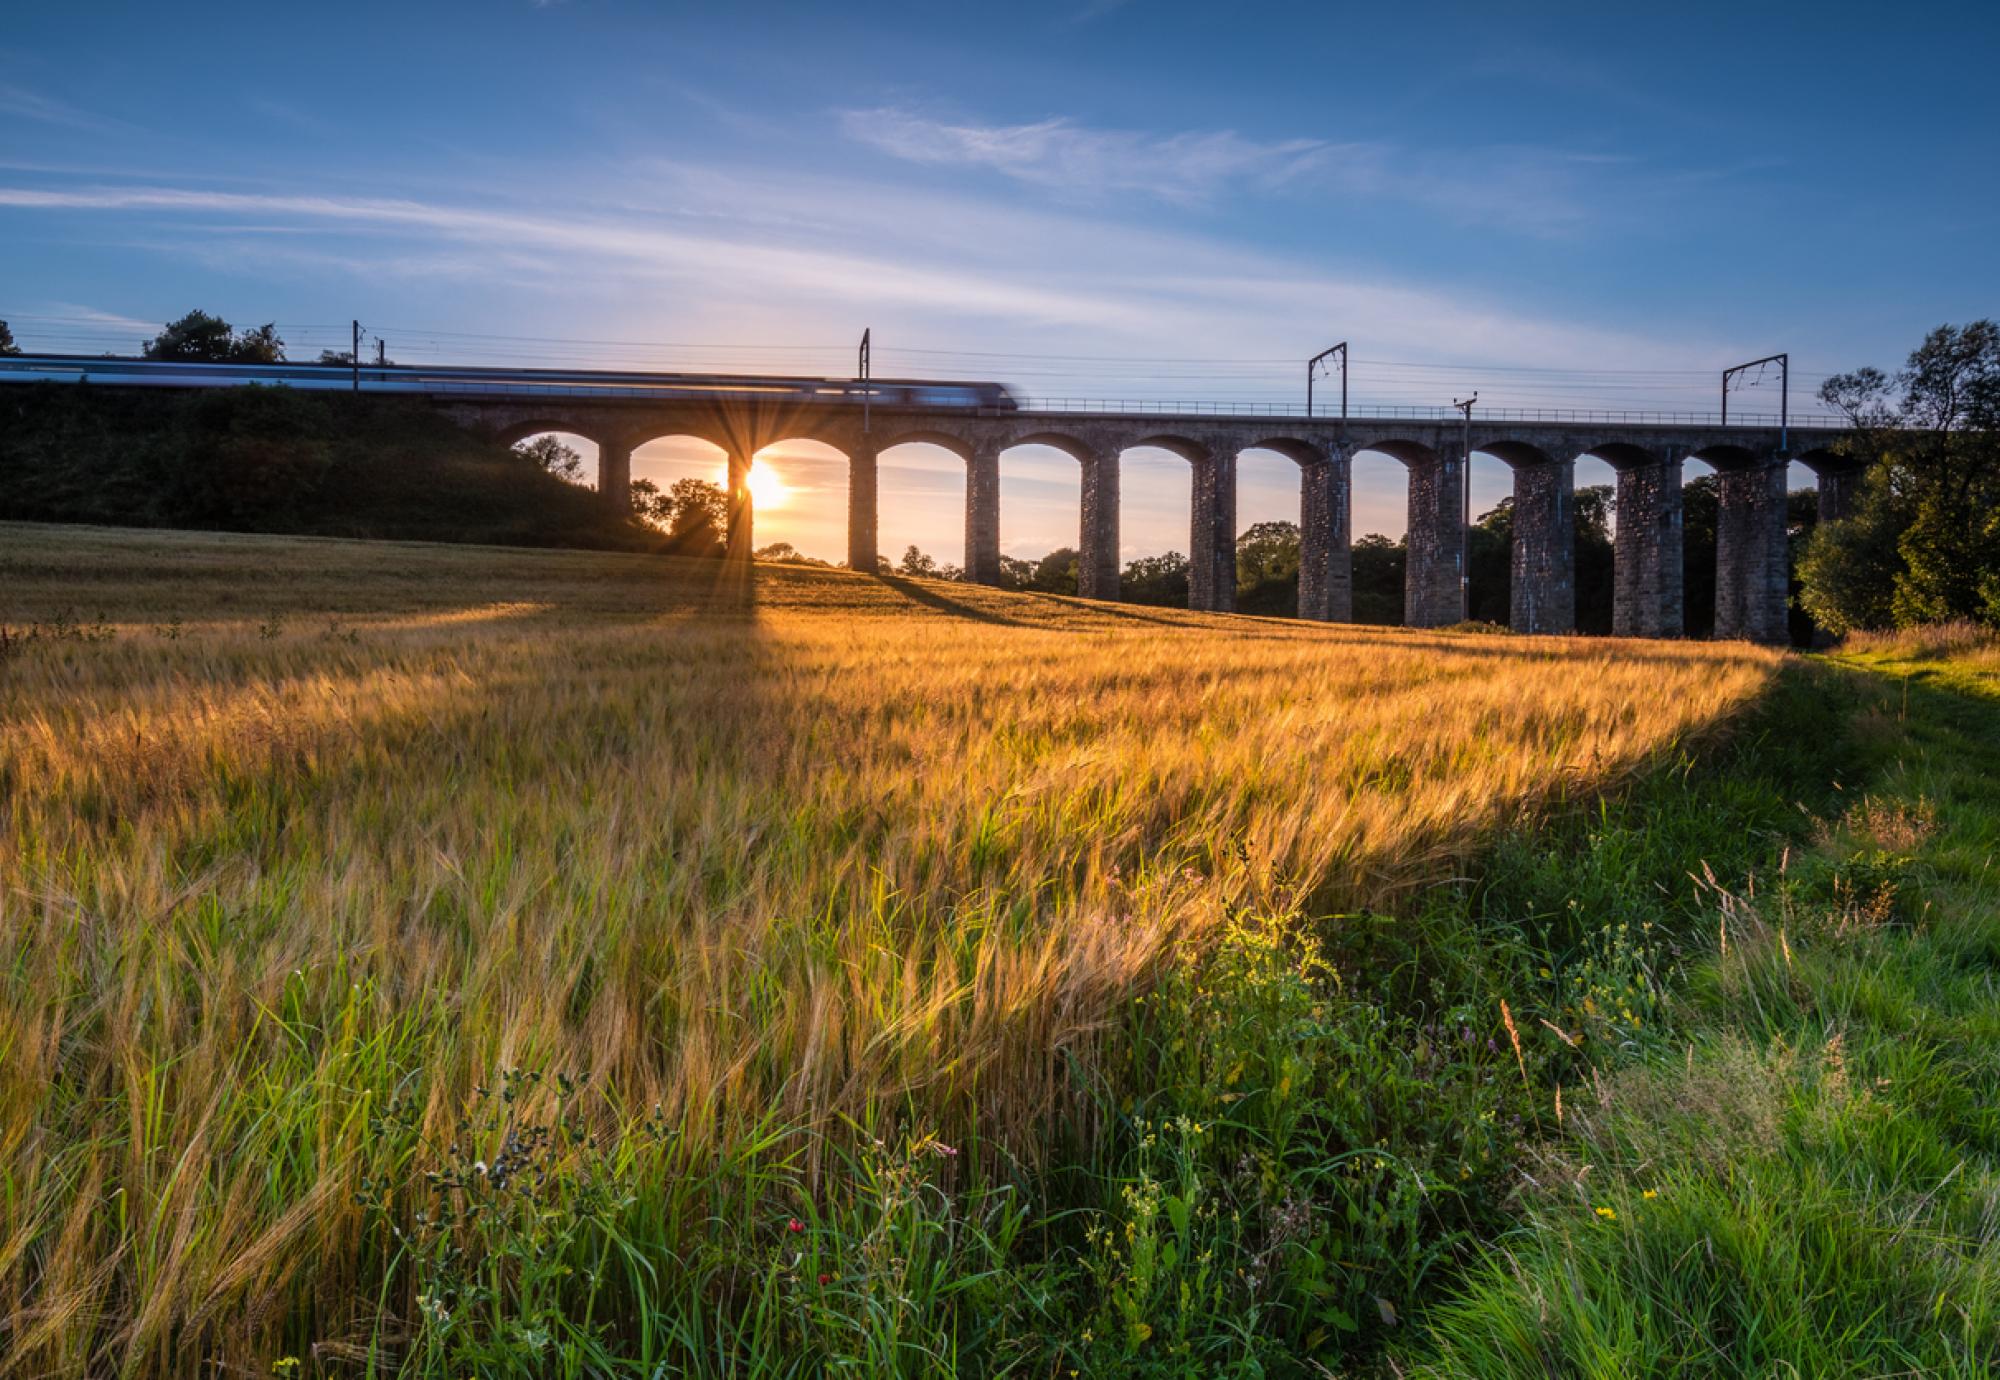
[897,545,940,577]
[755,541,830,567]
[1466,499,1512,625]
[144,310,286,363]
[1235,520,1302,615]
[1573,484,1616,635]
[1681,473,1720,638]
[1351,533,1404,625]
[0,320,19,355]
[1030,548,1079,595]
[514,435,584,484]
[317,348,397,366]
[1123,551,1190,606]
[997,555,1038,590]
[630,476,726,555]
[663,478,726,552]
[630,477,672,527]
[1801,321,2000,631]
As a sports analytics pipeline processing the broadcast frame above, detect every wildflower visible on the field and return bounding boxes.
[1642,1189,1659,1200]
[818,1272,832,1285]
[787,1217,804,1233]
[1594,1206,1617,1221]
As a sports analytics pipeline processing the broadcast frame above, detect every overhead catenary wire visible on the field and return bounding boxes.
[0,310,1846,420]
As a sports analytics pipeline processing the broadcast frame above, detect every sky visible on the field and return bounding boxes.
[4,0,1997,565]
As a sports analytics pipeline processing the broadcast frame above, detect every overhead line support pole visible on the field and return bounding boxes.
[858,327,871,436]
[1307,342,1348,444]
[1722,352,1789,452]
[1454,392,1477,622]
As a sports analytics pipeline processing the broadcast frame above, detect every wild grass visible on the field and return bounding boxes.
[0,522,1790,1376]
[1413,625,2000,1377]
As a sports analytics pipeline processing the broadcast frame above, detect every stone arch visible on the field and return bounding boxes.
[1511,444,1632,636]
[1126,433,1210,463]
[1793,446,1851,475]
[1690,442,1763,472]
[1688,444,1788,644]
[1795,445,1864,525]
[1243,436,1330,466]
[1575,441,1663,471]
[1475,440,1559,469]
[876,427,974,462]
[624,431,733,552]
[1353,437,1459,628]
[1222,436,1335,620]
[498,425,607,495]
[1007,430,1096,462]
[1246,437,1346,621]
[871,436,971,578]
[1112,435,1216,611]
[1354,437,1440,468]
[495,418,609,449]
[977,435,1118,600]
[745,436,851,566]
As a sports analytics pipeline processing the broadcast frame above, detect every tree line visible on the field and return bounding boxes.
[1798,321,2000,631]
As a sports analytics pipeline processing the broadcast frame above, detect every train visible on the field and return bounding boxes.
[0,354,1022,410]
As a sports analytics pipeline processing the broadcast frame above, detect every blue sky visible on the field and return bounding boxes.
[5,0,1996,563]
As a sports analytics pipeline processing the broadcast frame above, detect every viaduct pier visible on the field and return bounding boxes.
[0,356,1857,644]
[448,395,1851,645]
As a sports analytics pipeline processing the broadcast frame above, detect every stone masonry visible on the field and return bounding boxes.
[1714,460,1791,644]
[1511,459,1576,634]
[444,396,1844,644]
[1612,455,1685,638]
[1405,449,1468,628]
[1189,451,1237,613]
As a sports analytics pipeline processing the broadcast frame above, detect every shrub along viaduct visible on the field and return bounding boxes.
[446,394,1855,645]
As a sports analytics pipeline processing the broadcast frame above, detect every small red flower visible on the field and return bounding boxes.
[818,1272,832,1286]
[787,1218,804,1233]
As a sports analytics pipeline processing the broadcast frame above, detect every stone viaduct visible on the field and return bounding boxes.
[443,395,1853,644]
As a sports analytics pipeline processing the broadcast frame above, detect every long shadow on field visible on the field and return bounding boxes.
[875,576,1039,629]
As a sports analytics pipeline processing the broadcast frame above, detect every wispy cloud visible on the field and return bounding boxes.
[0,183,1162,330]
[839,108,1329,207]
[41,303,161,333]
[0,170,1744,390]
[838,105,1687,237]
[0,83,132,136]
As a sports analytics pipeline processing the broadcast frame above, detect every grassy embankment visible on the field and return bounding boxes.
[4,521,1989,1375]
[1414,624,2000,1378]
[0,384,660,550]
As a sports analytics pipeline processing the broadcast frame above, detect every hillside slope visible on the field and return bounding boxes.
[0,383,663,549]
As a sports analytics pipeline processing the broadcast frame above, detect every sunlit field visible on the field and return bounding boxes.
[0,523,1785,1376]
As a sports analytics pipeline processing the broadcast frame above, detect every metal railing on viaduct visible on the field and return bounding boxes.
[0,355,1860,644]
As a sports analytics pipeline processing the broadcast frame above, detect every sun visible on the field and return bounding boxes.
[744,461,788,510]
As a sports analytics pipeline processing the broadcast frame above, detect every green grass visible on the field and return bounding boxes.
[1411,635,2000,1378]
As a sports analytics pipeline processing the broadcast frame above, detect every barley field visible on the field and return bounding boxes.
[0,522,1784,1376]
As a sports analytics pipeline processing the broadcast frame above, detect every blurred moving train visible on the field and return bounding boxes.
[0,354,1022,409]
